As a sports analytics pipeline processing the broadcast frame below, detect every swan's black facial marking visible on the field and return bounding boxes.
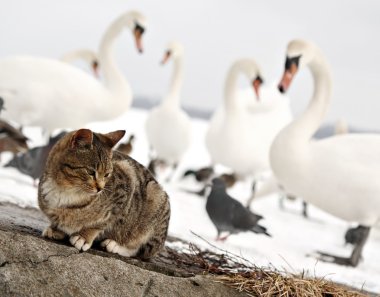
[134,23,145,35]
[285,55,301,70]
[133,22,145,53]
[161,50,171,64]
[254,75,264,84]
[252,75,264,100]
[92,60,99,69]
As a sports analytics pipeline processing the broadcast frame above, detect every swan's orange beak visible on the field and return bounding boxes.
[133,27,144,54]
[92,61,100,79]
[278,64,298,94]
[252,76,263,100]
[161,51,171,65]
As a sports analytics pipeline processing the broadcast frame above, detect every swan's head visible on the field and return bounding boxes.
[161,41,184,64]
[78,50,100,78]
[61,49,100,78]
[125,11,147,54]
[92,60,99,78]
[83,50,100,78]
[278,39,317,93]
[232,59,264,100]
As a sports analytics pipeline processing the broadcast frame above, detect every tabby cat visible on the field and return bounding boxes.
[38,129,170,260]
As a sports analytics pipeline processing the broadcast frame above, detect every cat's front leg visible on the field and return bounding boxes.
[42,225,66,241]
[69,228,102,252]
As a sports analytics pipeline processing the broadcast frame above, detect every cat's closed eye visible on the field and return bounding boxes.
[86,169,96,177]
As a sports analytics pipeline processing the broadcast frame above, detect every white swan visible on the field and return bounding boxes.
[246,118,349,209]
[205,59,292,178]
[61,49,99,77]
[145,41,192,175]
[0,11,146,134]
[270,39,380,266]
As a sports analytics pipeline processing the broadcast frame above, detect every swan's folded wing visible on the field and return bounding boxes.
[313,134,380,171]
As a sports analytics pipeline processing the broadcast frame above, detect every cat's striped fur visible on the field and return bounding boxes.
[38,129,170,260]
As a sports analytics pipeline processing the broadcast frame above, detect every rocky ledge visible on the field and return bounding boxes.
[0,202,246,297]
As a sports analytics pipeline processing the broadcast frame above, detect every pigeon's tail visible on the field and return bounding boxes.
[250,224,271,237]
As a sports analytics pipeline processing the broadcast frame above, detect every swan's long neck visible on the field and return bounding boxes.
[163,56,183,108]
[224,66,241,114]
[283,54,332,143]
[98,15,132,106]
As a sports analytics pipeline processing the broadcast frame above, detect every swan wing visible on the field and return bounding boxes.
[146,106,191,162]
[0,56,109,129]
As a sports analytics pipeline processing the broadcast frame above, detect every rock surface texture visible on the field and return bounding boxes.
[0,202,246,297]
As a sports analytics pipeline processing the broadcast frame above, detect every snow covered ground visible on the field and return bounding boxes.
[0,108,379,293]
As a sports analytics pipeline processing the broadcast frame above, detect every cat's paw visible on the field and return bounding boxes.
[100,239,137,257]
[100,239,119,253]
[70,234,92,251]
[42,227,66,240]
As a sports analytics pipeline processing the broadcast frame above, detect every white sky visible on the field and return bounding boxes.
[1,0,380,127]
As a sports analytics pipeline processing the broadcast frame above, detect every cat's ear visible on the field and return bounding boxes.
[103,130,126,148]
[70,129,93,149]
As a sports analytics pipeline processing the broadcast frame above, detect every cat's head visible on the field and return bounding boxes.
[46,129,125,195]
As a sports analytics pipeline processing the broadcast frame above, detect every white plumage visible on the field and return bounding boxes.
[145,41,191,165]
[0,11,146,134]
[206,59,292,177]
[270,39,380,266]
[61,49,99,77]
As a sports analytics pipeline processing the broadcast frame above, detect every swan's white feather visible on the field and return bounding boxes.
[145,105,191,163]
[0,56,111,131]
[206,85,292,177]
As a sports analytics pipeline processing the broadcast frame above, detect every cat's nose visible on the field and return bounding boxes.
[95,183,103,193]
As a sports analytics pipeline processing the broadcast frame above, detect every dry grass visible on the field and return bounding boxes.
[164,234,370,297]
[215,269,367,297]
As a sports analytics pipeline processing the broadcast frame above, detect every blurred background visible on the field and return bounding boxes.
[1,0,379,126]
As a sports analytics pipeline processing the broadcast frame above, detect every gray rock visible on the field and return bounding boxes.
[0,202,246,297]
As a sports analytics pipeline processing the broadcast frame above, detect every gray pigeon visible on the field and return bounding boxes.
[206,178,270,241]
[5,131,66,185]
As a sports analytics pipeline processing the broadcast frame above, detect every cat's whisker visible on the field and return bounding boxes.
[102,187,112,193]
